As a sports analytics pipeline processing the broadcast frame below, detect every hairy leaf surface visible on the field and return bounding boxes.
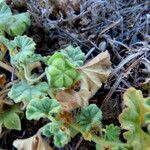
[46,52,80,89]
[61,45,85,67]
[26,97,61,120]
[119,87,150,150]
[55,51,111,110]
[0,105,21,130]
[8,81,48,103]
[43,122,71,147]
[9,35,36,65]
[76,104,102,140]
[104,124,120,142]
[0,1,30,36]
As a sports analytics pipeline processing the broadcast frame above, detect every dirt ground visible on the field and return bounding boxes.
[0,0,150,149]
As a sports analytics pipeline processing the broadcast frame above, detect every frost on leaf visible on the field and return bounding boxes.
[8,81,49,103]
[55,51,111,110]
[61,45,86,67]
[0,105,21,130]
[43,122,71,147]
[26,97,61,120]
[119,87,150,150]
[46,52,80,89]
[13,134,52,150]
[76,104,102,140]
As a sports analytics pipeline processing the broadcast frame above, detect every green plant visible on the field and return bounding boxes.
[26,98,129,149]
[61,45,86,67]
[0,104,21,130]
[0,0,30,36]
[45,52,81,89]
[0,1,138,149]
[119,87,150,150]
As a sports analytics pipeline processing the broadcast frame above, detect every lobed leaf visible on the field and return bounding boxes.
[0,1,12,30]
[5,12,31,36]
[43,122,71,147]
[8,81,49,103]
[26,97,61,120]
[119,87,150,150]
[46,52,80,89]
[0,105,21,130]
[9,35,36,66]
[104,124,120,142]
[55,51,111,111]
[0,1,30,36]
[78,51,111,106]
[76,104,102,139]
[61,45,85,67]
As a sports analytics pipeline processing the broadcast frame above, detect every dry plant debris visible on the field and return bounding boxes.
[0,0,149,150]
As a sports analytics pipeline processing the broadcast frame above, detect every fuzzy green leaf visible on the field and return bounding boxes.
[46,52,80,89]
[0,1,12,30]
[0,105,21,130]
[43,122,71,147]
[5,13,30,36]
[104,124,120,142]
[26,97,61,120]
[0,1,30,36]
[119,87,150,150]
[9,35,36,65]
[8,81,49,103]
[61,45,85,67]
[144,97,150,124]
[76,104,102,133]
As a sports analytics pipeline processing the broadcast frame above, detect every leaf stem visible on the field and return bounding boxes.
[21,64,46,83]
[68,123,127,148]
[47,89,55,99]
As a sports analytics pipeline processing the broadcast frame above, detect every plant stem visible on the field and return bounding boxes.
[69,123,127,148]
[48,89,55,99]
[21,64,46,83]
